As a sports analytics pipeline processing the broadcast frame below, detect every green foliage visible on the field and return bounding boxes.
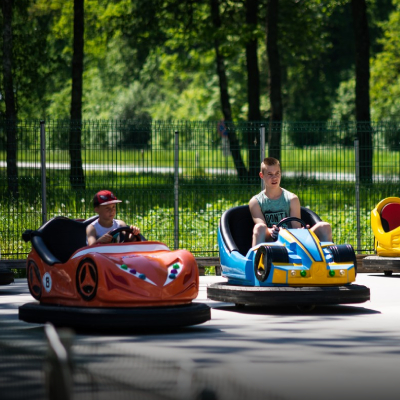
[370,0,400,120]
[0,0,398,129]
[330,78,356,122]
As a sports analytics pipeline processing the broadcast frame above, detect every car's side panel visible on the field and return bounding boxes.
[27,242,199,308]
[218,228,254,285]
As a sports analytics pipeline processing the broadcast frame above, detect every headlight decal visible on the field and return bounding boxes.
[117,263,157,286]
[164,262,183,286]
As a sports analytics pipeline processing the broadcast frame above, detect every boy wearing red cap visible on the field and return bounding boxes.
[86,190,141,245]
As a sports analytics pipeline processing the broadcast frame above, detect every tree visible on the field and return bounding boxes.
[70,0,85,189]
[210,0,247,180]
[245,0,261,122]
[245,0,262,179]
[266,0,282,160]
[2,0,18,199]
[351,0,373,183]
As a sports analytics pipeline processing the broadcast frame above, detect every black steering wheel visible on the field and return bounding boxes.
[276,217,308,229]
[108,227,141,243]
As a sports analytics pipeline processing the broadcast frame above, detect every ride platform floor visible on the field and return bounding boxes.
[1,274,400,400]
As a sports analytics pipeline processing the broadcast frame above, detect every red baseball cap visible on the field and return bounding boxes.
[93,190,122,207]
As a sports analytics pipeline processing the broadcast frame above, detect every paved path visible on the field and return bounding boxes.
[1,274,400,399]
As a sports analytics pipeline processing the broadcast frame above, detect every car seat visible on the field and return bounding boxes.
[22,216,99,265]
[371,197,400,256]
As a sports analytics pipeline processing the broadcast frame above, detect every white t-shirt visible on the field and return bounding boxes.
[91,219,122,240]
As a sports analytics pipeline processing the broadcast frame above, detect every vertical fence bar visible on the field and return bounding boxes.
[260,124,265,191]
[44,323,73,400]
[40,120,47,225]
[354,138,361,253]
[174,131,179,250]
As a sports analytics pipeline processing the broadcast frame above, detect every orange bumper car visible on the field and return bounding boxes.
[19,216,210,331]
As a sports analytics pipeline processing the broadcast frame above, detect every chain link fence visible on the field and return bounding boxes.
[1,119,400,258]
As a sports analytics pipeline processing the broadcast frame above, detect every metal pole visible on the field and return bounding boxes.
[174,131,179,250]
[44,324,73,400]
[260,124,265,191]
[40,120,47,225]
[354,139,361,254]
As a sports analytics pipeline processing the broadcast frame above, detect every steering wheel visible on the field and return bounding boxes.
[276,217,308,229]
[107,227,141,243]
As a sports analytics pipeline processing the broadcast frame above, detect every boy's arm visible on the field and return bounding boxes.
[86,225,98,245]
[86,224,112,245]
[249,197,279,240]
[249,197,266,225]
[289,195,302,228]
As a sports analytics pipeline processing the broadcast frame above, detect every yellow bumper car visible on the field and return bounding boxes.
[371,197,400,257]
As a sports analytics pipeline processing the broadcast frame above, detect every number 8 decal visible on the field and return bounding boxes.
[43,272,52,293]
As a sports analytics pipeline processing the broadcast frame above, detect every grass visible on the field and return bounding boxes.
[0,173,396,259]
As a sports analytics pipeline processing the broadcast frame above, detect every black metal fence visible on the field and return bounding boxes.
[1,119,400,259]
[0,323,281,400]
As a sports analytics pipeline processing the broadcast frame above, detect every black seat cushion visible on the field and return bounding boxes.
[220,205,254,256]
[300,207,322,227]
[220,205,322,256]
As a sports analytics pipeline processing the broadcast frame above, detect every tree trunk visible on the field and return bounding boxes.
[266,0,282,161]
[70,0,85,189]
[2,0,18,200]
[210,0,247,180]
[351,0,373,183]
[245,0,261,180]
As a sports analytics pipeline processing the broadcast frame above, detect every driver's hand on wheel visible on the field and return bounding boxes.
[97,233,113,244]
[127,225,141,242]
[269,225,280,240]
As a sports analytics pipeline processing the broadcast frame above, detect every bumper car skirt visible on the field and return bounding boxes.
[207,282,370,307]
[19,302,211,331]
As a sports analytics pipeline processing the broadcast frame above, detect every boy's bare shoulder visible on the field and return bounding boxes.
[249,195,259,205]
[86,224,95,233]
[286,190,299,201]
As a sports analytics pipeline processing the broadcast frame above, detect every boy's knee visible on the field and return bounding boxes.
[313,221,332,241]
[319,221,332,232]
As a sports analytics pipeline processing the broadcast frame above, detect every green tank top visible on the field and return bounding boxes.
[255,188,293,228]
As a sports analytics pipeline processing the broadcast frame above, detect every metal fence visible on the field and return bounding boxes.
[0,323,283,400]
[1,119,400,259]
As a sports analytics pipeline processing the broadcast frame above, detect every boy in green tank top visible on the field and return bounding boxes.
[249,157,332,246]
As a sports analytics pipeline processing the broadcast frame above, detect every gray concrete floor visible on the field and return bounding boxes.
[1,274,400,400]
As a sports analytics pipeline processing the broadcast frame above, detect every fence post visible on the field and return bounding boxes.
[44,323,73,400]
[40,120,47,225]
[174,131,179,250]
[260,124,265,191]
[354,138,361,254]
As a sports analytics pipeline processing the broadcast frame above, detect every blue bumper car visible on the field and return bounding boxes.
[207,206,370,308]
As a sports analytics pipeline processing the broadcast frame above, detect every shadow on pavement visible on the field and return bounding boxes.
[212,303,380,316]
